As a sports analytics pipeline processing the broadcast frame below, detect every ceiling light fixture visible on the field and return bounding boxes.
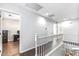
[45,13,55,17]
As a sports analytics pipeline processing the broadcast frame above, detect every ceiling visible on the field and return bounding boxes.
[3,12,20,20]
[38,3,79,22]
[23,3,79,22]
[0,3,79,22]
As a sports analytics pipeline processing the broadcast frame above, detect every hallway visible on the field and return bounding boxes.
[0,3,79,56]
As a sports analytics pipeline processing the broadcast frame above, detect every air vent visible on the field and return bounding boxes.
[25,3,43,11]
[48,14,55,17]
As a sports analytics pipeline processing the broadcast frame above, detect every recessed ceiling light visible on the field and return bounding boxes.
[45,13,49,16]
[45,13,55,17]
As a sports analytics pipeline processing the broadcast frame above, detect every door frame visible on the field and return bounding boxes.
[0,8,21,56]
[0,10,3,55]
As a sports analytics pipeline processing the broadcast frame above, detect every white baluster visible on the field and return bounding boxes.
[35,33,38,56]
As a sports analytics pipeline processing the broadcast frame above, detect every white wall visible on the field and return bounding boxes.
[0,4,55,53]
[62,19,79,43]
[20,10,54,52]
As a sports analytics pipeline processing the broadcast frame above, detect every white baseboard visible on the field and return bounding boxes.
[20,47,35,53]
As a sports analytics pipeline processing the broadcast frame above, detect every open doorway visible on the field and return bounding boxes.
[1,10,20,56]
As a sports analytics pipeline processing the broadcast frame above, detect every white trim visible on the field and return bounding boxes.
[45,43,63,56]
[0,11,3,55]
[35,33,38,56]
[20,47,35,53]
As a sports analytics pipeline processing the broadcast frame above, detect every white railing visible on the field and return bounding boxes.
[64,41,79,56]
[34,33,63,56]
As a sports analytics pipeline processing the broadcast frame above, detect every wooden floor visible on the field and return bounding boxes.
[2,41,19,56]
